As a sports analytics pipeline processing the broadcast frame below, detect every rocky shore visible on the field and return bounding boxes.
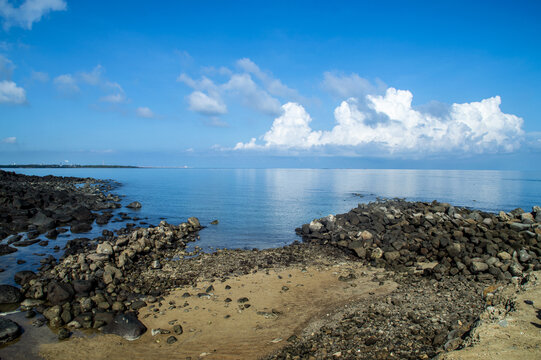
[0,170,121,256]
[1,170,540,359]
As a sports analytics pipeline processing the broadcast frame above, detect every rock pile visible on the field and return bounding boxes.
[16,217,202,339]
[297,200,541,281]
[0,170,121,251]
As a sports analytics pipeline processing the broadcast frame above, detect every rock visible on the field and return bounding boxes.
[509,263,523,276]
[96,242,114,255]
[509,222,530,232]
[166,335,177,344]
[519,249,532,263]
[384,251,400,262]
[309,220,323,233]
[70,222,92,234]
[71,206,95,222]
[0,284,23,304]
[0,244,17,256]
[370,247,383,260]
[14,270,37,286]
[173,324,183,335]
[151,260,161,269]
[210,220,219,225]
[72,279,94,294]
[126,201,142,209]
[47,281,74,305]
[0,317,21,344]
[471,262,489,273]
[447,243,462,257]
[101,312,147,341]
[58,328,71,340]
[187,217,200,228]
[43,305,62,320]
[359,230,373,241]
[498,252,512,261]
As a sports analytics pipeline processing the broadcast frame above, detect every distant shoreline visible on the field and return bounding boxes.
[0,164,139,169]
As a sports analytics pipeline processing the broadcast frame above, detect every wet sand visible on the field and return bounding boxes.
[39,264,396,360]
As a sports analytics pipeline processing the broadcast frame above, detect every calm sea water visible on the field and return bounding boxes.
[1,168,540,284]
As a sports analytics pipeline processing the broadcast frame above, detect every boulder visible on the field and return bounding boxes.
[471,261,489,273]
[308,220,323,233]
[0,317,21,344]
[71,206,95,222]
[126,201,142,209]
[70,222,92,234]
[14,271,37,286]
[0,244,17,256]
[96,242,113,255]
[187,217,200,228]
[47,281,74,305]
[101,312,147,340]
[0,285,23,304]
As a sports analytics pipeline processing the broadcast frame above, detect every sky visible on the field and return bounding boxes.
[0,0,540,169]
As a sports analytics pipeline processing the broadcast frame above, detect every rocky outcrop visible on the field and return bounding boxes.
[297,200,541,282]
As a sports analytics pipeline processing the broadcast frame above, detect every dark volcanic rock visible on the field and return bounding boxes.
[0,284,23,304]
[70,222,93,234]
[101,312,147,340]
[14,271,37,286]
[0,244,17,256]
[0,317,21,344]
[46,281,74,305]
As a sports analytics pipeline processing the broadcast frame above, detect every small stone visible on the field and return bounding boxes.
[173,324,183,335]
[58,328,70,340]
[237,297,249,303]
[166,335,177,344]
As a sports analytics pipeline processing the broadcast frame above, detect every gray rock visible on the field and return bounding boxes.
[447,243,462,257]
[384,251,400,262]
[0,317,21,344]
[14,270,37,286]
[0,284,23,304]
[471,261,488,273]
[126,201,142,209]
[308,220,323,233]
[509,262,523,276]
[509,222,530,232]
[101,312,147,341]
[519,249,532,263]
[96,242,113,255]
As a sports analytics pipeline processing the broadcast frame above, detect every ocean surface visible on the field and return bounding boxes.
[1,168,541,285]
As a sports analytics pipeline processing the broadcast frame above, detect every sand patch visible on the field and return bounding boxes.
[39,263,396,360]
[443,273,541,360]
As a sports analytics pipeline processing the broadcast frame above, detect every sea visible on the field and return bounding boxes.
[1,168,541,285]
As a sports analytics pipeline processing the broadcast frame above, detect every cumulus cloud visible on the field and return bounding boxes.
[0,79,26,104]
[136,106,155,119]
[178,58,299,118]
[1,136,16,143]
[234,87,524,155]
[0,0,67,30]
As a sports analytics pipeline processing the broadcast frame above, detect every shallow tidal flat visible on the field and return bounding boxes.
[1,170,541,359]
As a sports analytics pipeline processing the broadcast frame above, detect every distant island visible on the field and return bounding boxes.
[0,164,139,169]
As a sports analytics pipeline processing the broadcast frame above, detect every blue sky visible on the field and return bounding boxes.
[0,0,540,168]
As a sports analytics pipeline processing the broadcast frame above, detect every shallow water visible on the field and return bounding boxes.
[1,168,540,285]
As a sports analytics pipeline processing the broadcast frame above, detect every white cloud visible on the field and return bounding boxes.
[234,87,524,155]
[136,106,155,118]
[187,91,227,116]
[223,73,281,115]
[53,73,79,93]
[322,72,385,99]
[0,79,26,104]
[1,136,16,143]
[178,58,299,118]
[237,58,300,99]
[0,0,67,30]
[0,54,14,79]
[31,70,49,82]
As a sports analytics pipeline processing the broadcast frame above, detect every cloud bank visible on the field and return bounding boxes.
[235,87,523,155]
[0,0,67,30]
